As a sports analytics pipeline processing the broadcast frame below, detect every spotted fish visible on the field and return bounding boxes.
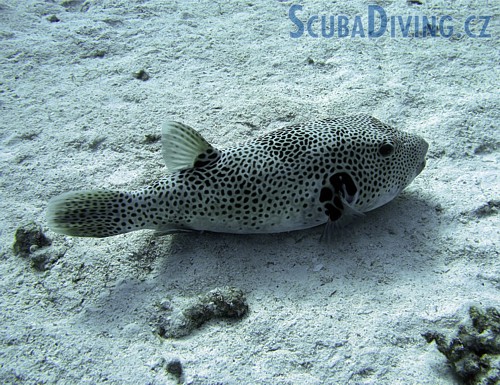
[46,115,428,239]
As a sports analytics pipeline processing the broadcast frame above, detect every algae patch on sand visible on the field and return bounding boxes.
[423,306,500,385]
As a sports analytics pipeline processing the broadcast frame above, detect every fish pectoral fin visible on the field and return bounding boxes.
[162,121,220,172]
[320,195,364,243]
[339,195,365,223]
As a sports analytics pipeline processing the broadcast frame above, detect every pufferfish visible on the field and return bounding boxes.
[46,115,428,240]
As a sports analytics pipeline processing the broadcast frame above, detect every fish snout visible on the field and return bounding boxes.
[417,159,426,175]
[414,138,429,176]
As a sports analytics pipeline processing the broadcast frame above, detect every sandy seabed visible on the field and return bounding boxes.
[0,0,498,384]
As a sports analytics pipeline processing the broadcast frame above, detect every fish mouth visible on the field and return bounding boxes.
[416,139,429,176]
[416,159,426,175]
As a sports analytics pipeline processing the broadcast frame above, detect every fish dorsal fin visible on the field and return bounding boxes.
[162,121,219,172]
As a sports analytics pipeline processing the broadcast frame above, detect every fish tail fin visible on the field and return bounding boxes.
[46,190,147,238]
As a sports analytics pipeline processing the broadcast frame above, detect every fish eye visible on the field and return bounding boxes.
[378,143,395,157]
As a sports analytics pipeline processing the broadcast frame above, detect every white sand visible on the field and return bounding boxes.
[0,0,498,384]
